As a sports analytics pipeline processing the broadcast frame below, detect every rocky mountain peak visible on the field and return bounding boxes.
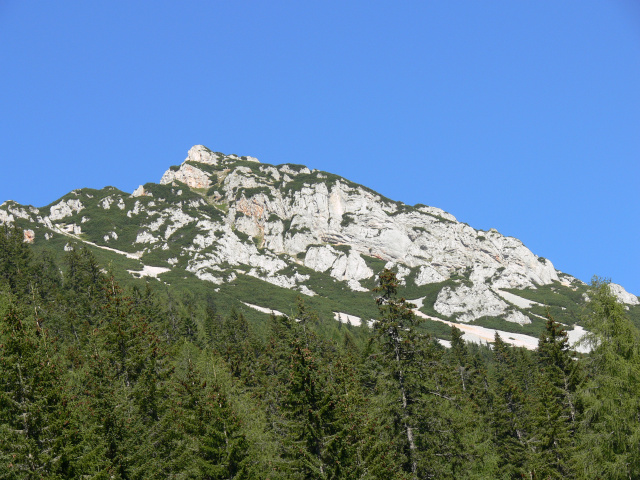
[186,145,260,166]
[186,145,221,165]
[1,144,638,350]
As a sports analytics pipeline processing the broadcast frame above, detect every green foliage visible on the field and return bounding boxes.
[340,214,355,227]
[165,359,248,478]
[360,254,387,279]
[0,300,79,478]
[331,243,351,255]
[469,314,547,339]
[0,225,33,294]
[503,282,589,326]
[237,185,273,200]
[234,229,251,243]
[2,225,640,479]
[531,315,581,478]
[206,184,220,196]
[575,278,640,479]
[488,333,535,477]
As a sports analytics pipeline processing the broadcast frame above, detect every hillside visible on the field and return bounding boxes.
[2,148,640,478]
[1,145,638,345]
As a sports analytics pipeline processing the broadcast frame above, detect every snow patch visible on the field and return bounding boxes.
[127,265,171,278]
[242,302,285,317]
[408,297,539,350]
[566,325,590,353]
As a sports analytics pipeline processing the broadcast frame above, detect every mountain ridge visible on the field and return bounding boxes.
[1,144,637,347]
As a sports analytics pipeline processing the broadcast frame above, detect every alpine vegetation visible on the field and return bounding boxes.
[0,146,639,478]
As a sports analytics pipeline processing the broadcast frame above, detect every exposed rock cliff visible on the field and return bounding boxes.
[1,145,637,329]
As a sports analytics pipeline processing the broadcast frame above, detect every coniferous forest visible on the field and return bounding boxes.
[1,224,639,479]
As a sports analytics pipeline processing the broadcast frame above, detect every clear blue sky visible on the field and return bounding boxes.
[1,1,639,295]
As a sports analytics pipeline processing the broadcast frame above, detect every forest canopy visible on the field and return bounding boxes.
[0,225,639,479]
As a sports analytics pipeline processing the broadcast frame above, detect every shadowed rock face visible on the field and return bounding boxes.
[1,145,637,325]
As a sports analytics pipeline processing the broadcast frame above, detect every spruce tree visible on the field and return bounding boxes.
[488,332,533,478]
[530,314,580,479]
[70,276,174,478]
[369,269,421,476]
[443,327,499,478]
[575,278,640,479]
[0,225,32,295]
[0,299,78,478]
[167,358,248,479]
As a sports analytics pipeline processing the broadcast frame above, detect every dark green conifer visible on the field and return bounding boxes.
[0,300,78,478]
[168,359,248,478]
[0,225,32,295]
[488,332,533,478]
[529,314,580,478]
[575,278,640,479]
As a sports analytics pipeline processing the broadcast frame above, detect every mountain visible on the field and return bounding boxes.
[2,145,638,346]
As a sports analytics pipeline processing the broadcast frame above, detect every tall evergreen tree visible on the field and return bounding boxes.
[59,246,107,342]
[488,332,533,478]
[180,291,199,343]
[0,225,32,295]
[0,299,78,478]
[167,358,248,479]
[369,269,422,476]
[575,278,640,479]
[70,276,174,478]
[530,314,581,479]
[220,308,254,381]
[443,327,499,478]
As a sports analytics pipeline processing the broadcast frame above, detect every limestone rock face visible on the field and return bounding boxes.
[2,144,637,330]
[148,146,591,319]
[609,283,639,305]
[415,265,447,285]
[160,164,212,189]
[186,145,221,165]
[49,199,84,221]
[131,185,151,197]
[304,245,373,284]
[434,283,514,323]
[0,208,14,224]
[23,229,35,243]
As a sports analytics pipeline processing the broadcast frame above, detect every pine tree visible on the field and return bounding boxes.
[70,276,174,478]
[168,358,248,478]
[203,292,221,349]
[0,225,32,295]
[59,246,107,342]
[220,307,254,381]
[488,332,533,478]
[529,314,580,479]
[575,278,640,479]
[0,299,79,478]
[129,282,169,336]
[179,290,199,343]
[442,327,499,478]
[369,269,422,476]
[368,269,475,478]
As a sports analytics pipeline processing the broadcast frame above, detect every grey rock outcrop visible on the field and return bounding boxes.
[2,144,637,331]
[150,146,566,322]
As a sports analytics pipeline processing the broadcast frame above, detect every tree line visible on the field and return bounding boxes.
[0,225,639,479]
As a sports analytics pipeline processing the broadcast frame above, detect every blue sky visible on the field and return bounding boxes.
[1,1,639,294]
